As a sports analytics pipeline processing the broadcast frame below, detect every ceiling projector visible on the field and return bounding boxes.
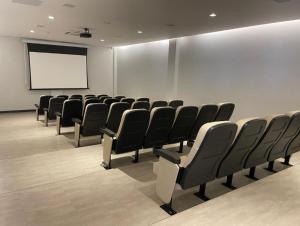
[80,28,92,38]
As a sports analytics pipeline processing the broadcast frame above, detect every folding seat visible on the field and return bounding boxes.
[188,104,218,145]
[84,96,98,100]
[56,99,83,135]
[73,103,109,147]
[97,94,108,99]
[266,111,300,171]
[137,97,150,102]
[143,107,176,149]
[167,106,198,152]
[34,95,53,120]
[99,96,111,103]
[82,98,102,114]
[104,98,120,107]
[214,102,235,121]
[244,114,290,179]
[132,101,150,110]
[168,100,184,109]
[114,95,126,100]
[57,95,68,100]
[120,98,135,107]
[217,118,267,189]
[69,95,83,100]
[154,121,237,215]
[106,102,131,133]
[150,101,168,110]
[285,130,300,165]
[85,94,96,98]
[101,109,150,169]
[43,97,65,127]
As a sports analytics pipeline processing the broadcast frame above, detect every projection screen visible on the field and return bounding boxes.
[27,43,88,90]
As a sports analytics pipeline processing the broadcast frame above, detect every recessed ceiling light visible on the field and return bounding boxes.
[209,13,217,17]
[100,39,105,42]
[137,30,143,34]
[30,30,35,33]
[48,15,55,20]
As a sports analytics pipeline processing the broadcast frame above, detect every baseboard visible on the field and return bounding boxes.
[0,109,35,113]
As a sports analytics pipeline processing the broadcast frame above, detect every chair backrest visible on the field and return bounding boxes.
[217,118,267,178]
[244,114,290,168]
[215,103,235,121]
[106,102,131,132]
[169,100,184,109]
[81,103,109,136]
[61,100,83,126]
[85,94,95,98]
[114,109,150,154]
[178,122,237,189]
[137,97,150,102]
[104,98,120,107]
[150,101,168,110]
[38,95,53,114]
[132,101,150,110]
[115,95,126,100]
[121,98,135,107]
[268,111,300,161]
[85,96,97,100]
[97,94,108,99]
[83,99,102,114]
[189,104,218,141]
[48,97,65,120]
[168,106,198,144]
[286,128,300,157]
[70,95,83,100]
[99,96,111,103]
[57,95,68,100]
[143,107,176,149]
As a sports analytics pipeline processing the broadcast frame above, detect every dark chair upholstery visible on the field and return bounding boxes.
[73,103,109,147]
[56,99,82,134]
[104,98,120,108]
[150,101,168,110]
[132,101,150,110]
[114,95,126,100]
[99,96,111,103]
[44,97,65,126]
[143,107,176,149]
[215,103,235,121]
[267,111,300,170]
[168,106,198,152]
[169,100,184,109]
[35,95,53,120]
[137,97,150,102]
[188,104,218,143]
[69,95,83,100]
[121,98,135,107]
[83,99,102,114]
[244,114,290,179]
[85,94,96,98]
[217,118,267,188]
[97,94,108,99]
[85,96,98,100]
[57,95,68,100]
[154,122,237,214]
[101,109,150,169]
[285,129,300,165]
[106,102,131,133]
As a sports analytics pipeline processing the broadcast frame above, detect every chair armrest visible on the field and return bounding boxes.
[100,128,116,137]
[55,112,62,117]
[72,118,82,124]
[34,104,39,108]
[153,149,181,164]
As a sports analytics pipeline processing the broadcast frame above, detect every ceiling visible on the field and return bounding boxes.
[0,0,300,47]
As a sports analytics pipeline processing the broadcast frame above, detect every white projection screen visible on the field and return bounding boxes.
[27,43,88,89]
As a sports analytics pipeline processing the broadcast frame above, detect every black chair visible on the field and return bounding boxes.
[85,96,98,100]
[115,95,126,100]
[99,96,111,103]
[266,111,300,171]
[285,128,300,166]
[82,99,102,114]
[168,100,184,109]
[188,104,218,144]
[70,95,83,100]
[121,98,135,107]
[137,97,150,102]
[43,97,65,127]
[73,103,109,147]
[154,121,237,215]
[143,107,176,149]
[104,98,120,108]
[101,109,150,169]
[217,118,267,189]
[150,101,168,110]
[56,99,83,135]
[215,103,235,121]
[168,106,198,152]
[97,94,108,99]
[244,114,290,180]
[132,101,150,110]
[85,94,96,98]
[35,95,53,121]
[106,103,131,133]
[57,95,68,100]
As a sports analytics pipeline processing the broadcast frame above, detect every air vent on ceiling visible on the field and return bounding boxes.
[62,3,76,8]
[12,0,44,6]
[273,0,291,3]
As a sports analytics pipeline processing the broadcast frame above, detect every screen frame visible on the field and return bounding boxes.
[27,43,89,90]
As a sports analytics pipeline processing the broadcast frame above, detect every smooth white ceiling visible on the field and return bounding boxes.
[0,0,300,47]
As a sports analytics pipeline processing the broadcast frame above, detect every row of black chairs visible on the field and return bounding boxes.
[99,103,235,169]
[153,111,300,215]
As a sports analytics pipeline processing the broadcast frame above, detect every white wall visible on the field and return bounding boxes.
[0,37,113,111]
